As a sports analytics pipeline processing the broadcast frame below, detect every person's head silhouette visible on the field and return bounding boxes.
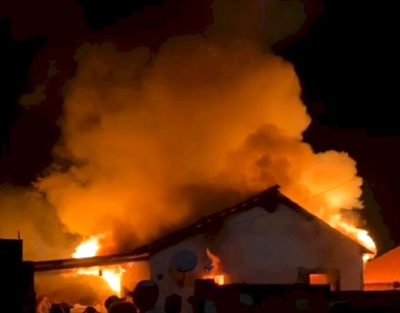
[105,295,123,312]
[83,307,99,313]
[131,280,160,312]
[109,302,137,313]
[164,293,182,313]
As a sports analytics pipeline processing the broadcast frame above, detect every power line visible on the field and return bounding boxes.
[299,177,359,205]
[227,177,361,229]
[307,173,353,187]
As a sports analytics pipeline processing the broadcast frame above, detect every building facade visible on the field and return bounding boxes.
[145,187,366,311]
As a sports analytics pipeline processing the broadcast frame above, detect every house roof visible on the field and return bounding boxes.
[130,185,370,256]
[364,245,400,284]
[32,186,370,272]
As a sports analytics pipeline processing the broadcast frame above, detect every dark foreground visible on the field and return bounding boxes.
[191,280,400,313]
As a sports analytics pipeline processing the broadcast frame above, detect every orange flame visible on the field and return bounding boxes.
[328,214,377,263]
[72,234,125,296]
[72,234,103,258]
[203,248,225,285]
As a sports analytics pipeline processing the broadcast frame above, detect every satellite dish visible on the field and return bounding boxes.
[170,250,198,272]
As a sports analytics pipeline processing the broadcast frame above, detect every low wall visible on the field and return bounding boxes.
[364,282,399,291]
[192,281,400,312]
[332,291,400,310]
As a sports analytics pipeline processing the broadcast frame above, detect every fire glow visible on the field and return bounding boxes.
[71,235,125,296]
[203,248,225,285]
[26,35,381,281]
[328,214,377,263]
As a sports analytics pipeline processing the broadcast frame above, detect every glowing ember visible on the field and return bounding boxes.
[204,274,225,285]
[72,234,125,296]
[203,248,225,285]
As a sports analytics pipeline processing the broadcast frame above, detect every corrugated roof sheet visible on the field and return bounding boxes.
[365,246,400,284]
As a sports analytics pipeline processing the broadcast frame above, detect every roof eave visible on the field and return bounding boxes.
[361,246,375,255]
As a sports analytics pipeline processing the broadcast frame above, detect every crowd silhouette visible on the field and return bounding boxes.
[37,280,181,313]
[37,280,390,313]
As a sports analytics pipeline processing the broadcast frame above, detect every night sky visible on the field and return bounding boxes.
[0,0,398,255]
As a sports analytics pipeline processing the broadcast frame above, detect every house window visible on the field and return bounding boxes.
[309,274,329,285]
[297,268,340,291]
[308,272,340,291]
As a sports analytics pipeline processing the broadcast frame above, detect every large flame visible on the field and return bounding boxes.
[72,234,103,258]
[327,215,376,262]
[71,235,125,296]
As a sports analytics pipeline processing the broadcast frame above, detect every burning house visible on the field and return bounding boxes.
[123,186,372,311]
[33,186,373,310]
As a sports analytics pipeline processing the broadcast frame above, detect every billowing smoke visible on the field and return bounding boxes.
[34,33,362,250]
[2,0,360,258]
[0,185,79,260]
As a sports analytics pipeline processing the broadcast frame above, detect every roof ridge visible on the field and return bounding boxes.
[128,185,370,256]
[128,186,280,255]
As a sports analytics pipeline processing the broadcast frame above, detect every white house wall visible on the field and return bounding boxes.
[150,238,208,311]
[219,204,364,289]
[150,203,364,310]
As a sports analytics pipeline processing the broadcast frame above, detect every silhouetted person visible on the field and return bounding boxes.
[164,294,182,313]
[105,295,124,312]
[83,306,100,313]
[109,302,137,313]
[131,280,163,313]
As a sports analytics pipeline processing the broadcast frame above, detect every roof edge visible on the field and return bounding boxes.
[127,185,371,256]
[275,190,373,254]
[128,186,281,255]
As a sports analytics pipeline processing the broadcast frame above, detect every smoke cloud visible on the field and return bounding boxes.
[34,32,362,250]
[0,185,79,260]
[2,0,360,258]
